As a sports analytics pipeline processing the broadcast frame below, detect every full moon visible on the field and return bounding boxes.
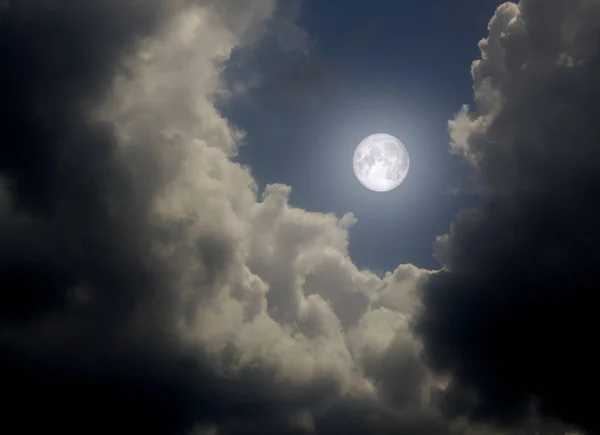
[353,133,410,192]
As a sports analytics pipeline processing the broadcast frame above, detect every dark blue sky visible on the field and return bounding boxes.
[223,0,503,272]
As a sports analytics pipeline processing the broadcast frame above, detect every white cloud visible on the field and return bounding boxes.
[96,1,435,427]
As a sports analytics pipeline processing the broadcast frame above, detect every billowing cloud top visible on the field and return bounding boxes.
[0,1,597,434]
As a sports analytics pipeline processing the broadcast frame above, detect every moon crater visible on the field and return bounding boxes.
[353,133,410,192]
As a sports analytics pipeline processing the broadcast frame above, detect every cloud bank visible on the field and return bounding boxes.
[419,1,600,433]
[0,0,596,434]
[0,1,439,434]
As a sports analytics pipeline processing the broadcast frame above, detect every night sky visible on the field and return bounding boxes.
[1,1,599,435]
[227,0,496,271]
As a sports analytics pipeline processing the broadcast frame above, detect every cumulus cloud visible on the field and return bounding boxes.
[2,0,591,434]
[0,1,445,434]
[418,0,600,433]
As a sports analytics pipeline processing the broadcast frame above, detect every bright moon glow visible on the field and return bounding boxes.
[353,133,410,192]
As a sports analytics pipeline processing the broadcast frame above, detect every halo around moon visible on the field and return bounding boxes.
[353,133,410,192]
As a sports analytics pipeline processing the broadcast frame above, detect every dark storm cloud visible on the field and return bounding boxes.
[0,1,223,433]
[0,1,310,433]
[417,0,600,433]
[0,0,172,325]
[313,397,453,435]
